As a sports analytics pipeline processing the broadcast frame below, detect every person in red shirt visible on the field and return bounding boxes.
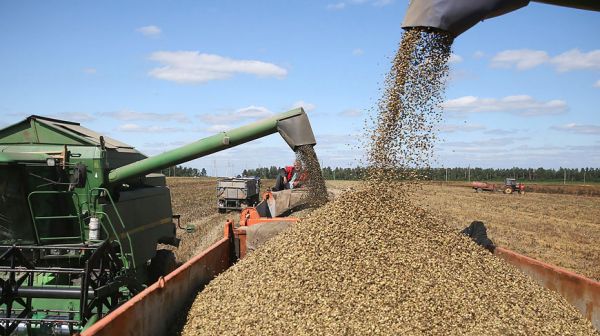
[272,160,307,191]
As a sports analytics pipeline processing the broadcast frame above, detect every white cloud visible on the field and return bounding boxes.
[551,123,600,135]
[352,48,364,56]
[491,49,549,70]
[490,48,600,72]
[290,101,316,112]
[143,141,186,148]
[326,2,346,10]
[441,136,530,149]
[483,128,519,135]
[50,112,95,122]
[437,143,600,168]
[118,124,182,133]
[200,105,273,125]
[83,67,97,74]
[148,51,287,84]
[315,133,360,149]
[438,123,485,133]
[550,49,600,72]
[594,79,600,88]
[204,124,232,133]
[442,95,567,117]
[326,0,392,10]
[448,53,463,64]
[136,25,162,37]
[353,0,393,6]
[473,51,485,59]
[102,110,189,123]
[339,108,361,117]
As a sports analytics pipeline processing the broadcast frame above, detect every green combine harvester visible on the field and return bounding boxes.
[0,108,315,335]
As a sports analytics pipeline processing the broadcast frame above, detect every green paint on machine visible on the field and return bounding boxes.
[0,109,316,334]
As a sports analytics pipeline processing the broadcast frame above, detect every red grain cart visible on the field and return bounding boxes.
[472,181,497,193]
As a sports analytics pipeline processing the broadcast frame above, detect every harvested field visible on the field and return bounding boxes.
[416,183,600,281]
[165,177,229,262]
[437,181,600,197]
[526,183,600,197]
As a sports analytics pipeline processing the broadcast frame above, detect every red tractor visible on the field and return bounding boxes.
[503,178,525,194]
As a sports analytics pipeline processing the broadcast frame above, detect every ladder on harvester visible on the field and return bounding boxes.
[26,189,135,270]
[87,188,136,270]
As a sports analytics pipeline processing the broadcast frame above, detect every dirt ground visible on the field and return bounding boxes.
[164,177,229,263]
[415,183,600,281]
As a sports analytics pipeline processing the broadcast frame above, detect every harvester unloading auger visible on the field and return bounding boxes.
[402,0,600,37]
[0,108,315,334]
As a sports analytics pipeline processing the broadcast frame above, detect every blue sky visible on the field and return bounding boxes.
[1,1,599,176]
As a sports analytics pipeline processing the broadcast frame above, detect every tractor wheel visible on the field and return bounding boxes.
[504,187,513,194]
[148,249,177,284]
[476,188,482,193]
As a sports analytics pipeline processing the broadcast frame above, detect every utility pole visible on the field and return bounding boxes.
[584,169,586,185]
[468,165,471,182]
[563,169,566,185]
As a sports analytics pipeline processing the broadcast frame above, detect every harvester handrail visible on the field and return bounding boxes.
[89,188,136,269]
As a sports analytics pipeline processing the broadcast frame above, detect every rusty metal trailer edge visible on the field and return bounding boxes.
[83,230,600,335]
[81,224,235,336]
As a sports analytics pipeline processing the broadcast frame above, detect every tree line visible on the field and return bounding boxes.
[242,166,600,183]
[161,165,207,177]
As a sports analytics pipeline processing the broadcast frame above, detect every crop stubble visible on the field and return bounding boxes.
[181,28,597,335]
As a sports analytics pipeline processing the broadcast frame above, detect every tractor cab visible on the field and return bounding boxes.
[504,178,525,194]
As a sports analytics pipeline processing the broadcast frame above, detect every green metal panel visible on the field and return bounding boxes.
[0,151,49,163]
[0,117,91,145]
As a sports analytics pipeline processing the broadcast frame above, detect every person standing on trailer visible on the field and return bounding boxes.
[272,160,307,191]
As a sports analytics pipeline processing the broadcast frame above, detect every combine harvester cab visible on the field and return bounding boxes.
[0,108,317,334]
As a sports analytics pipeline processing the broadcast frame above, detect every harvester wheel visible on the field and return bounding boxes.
[519,190,525,195]
[476,188,482,193]
[148,249,177,283]
[504,187,513,194]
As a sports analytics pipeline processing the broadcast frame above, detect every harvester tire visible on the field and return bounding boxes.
[148,249,177,283]
[476,188,482,193]
[504,187,513,194]
[519,190,525,195]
